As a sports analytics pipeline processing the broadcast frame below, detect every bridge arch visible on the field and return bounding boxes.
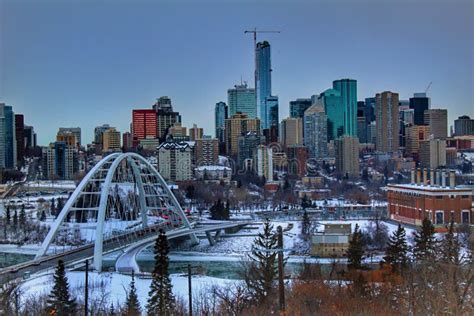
[36,152,197,271]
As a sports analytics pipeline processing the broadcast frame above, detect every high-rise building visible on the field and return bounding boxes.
[58,127,81,146]
[168,122,188,141]
[237,132,264,169]
[153,97,182,141]
[189,124,203,141]
[375,91,400,153]
[332,79,357,137]
[263,95,279,133]
[24,125,37,150]
[42,141,78,180]
[454,115,474,136]
[424,109,448,140]
[157,141,192,181]
[304,104,328,159]
[409,93,430,125]
[405,125,430,158]
[0,103,16,169]
[102,128,121,153]
[56,131,77,147]
[94,124,112,152]
[289,98,312,119]
[256,41,272,127]
[224,113,260,156]
[319,89,343,141]
[214,101,228,144]
[227,83,257,118]
[419,139,446,169]
[286,145,308,178]
[335,135,360,178]
[256,145,273,181]
[195,138,219,166]
[132,109,157,147]
[122,132,133,150]
[280,117,303,147]
[357,101,367,143]
[15,114,24,165]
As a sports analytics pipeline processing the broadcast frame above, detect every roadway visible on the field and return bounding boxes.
[114,221,249,273]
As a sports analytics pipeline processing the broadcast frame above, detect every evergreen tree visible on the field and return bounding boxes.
[57,198,64,216]
[12,210,18,229]
[124,271,141,316]
[440,220,461,264]
[347,224,365,269]
[384,224,409,273]
[46,260,77,315]
[210,199,229,220]
[19,204,26,228]
[301,210,310,237]
[244,219,279,302]
[50,198,56,217]
[301,195,310,210]
[412,218,437,262]
[147,231,175,315]
[5,205,10,225]
[39,210,46,221]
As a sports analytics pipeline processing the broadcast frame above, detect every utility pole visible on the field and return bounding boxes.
[277,226,285,315]
[85,259,89,316]
[188,264,192,316]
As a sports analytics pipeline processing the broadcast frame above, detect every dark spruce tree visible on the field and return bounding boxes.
[383,224,409,273]
[12,209,18,229]
[301,210,311,238]
[347,224,365,269]
[124,271,141,316]
[5,205,10,224]
[19,204,26,233]
[147,230,175,315]
[46,260,77,315]
[244,219,279,302]
[412,218,437,262]
[50,198,56,217]
[440,220,461,264]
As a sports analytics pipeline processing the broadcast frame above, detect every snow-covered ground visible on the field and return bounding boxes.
[21,271,234,309]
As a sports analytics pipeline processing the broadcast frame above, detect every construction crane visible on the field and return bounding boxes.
[425,81,432,94]
[244,28,280,107]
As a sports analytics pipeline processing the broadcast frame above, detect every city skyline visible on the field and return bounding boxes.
[1,0,473,145]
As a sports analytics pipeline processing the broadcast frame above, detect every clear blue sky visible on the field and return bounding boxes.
[1,0,473,145]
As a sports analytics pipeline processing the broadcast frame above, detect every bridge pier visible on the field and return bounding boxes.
[205,231,216,246]
[214,230,222,242]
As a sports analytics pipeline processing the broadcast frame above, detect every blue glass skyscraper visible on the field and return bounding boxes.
[0,103,16,169]
[214,101,228,143]
[256,41,272,129]
[332,79,357,137]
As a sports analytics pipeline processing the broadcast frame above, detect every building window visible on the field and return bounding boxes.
[462,211,470,224]
[435,211,444,225]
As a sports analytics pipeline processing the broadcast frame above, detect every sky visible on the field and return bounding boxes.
[0,0,473,145]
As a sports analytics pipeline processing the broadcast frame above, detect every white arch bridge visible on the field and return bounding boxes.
[35,152,198,272]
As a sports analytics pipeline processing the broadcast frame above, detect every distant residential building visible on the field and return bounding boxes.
[311,224,352,257]
[195,138,219,166]
[304,104,328,159]
[195,166,232,184]
[388,171,472,225]
[132,109,157,147]
[447,136,474,151]
[287,145,308,178]
[214,101,228,144]
[94,124,113,153]
[289,98,312,119]
[102,128,121,153]
[405,125,430,158]
[169,122,187,139]
[454,115,474,136]
[227,83,256,118]
[419,138,446,169]
[332,79,357,137]
[224,113,260,156]
[153,97,182,141]
[375,91,399,153]
[56,131,76,147]
[335,135,359,178]
[157,141,192,181]
[189,124,203,141]
[139,137,160,151]
[0,103,16,169]
[15,114,24,165]
[446,147,458,167]
[237,132,264,169]
[58,127,81,146]
[256,145,273,181]
[280,117,303,147]
[42,142,78,180]
[409,92,430,125]
[424,109,448,140]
